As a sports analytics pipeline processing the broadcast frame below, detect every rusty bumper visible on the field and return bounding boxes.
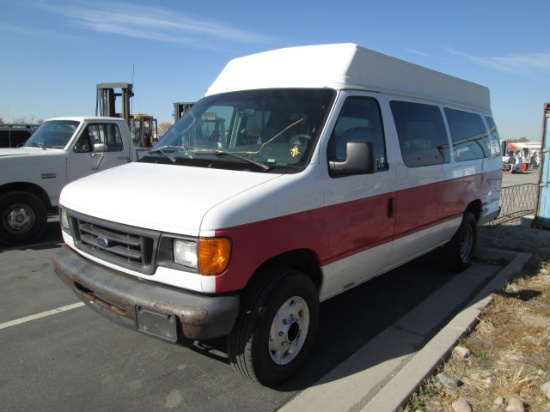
[52,245,239,341]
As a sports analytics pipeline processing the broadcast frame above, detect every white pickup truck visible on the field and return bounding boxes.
[0,116,138,245]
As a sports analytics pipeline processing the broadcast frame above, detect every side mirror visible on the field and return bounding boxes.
[93,143,108,152]
[329,140,377,177]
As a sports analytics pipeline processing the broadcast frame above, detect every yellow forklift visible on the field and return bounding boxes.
[130,114,158,148]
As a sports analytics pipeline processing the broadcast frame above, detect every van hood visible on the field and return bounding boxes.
[60,162,282,235]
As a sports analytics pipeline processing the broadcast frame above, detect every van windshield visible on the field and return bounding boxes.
[143,89,334,172]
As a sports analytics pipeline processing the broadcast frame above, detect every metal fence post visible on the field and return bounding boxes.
[534,103,550,229]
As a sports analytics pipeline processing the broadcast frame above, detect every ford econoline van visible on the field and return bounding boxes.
[53,44,502,386]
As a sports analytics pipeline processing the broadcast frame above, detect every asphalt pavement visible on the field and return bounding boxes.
[0,171,538,411]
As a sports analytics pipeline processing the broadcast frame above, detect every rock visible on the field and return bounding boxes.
[505,396,525,412]
[494,396,505,405]
[436,372,461,389]
[452,399,472,412]
[542,381,550,399]
[453,346,471,359]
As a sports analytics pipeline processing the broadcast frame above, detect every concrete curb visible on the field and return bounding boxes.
[280,248,532,412]
[362,248,532,411]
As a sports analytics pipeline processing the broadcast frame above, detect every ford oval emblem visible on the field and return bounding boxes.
[96,237,109,247]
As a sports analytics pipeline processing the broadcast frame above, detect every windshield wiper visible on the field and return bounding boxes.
[198,150,271,171]
[147,146,177,163]
[216,150,271,171]
[31,142,46,150]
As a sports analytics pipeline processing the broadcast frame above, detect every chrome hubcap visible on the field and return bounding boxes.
[269,296,310,365]
[7,205,34,233]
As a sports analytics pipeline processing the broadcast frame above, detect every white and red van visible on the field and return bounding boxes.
[53,44,502,386]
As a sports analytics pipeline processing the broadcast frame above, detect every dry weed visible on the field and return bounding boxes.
[401,222,550,411]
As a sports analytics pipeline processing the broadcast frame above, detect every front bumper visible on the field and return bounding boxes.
[52,245,240,341]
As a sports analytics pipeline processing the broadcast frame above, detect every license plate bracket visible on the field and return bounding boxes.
[136,305,178,342]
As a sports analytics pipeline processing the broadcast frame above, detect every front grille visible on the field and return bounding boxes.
[69,211,160,275]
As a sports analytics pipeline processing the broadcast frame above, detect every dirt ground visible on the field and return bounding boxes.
[402,220,550,411]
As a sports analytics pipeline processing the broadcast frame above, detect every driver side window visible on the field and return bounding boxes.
[73,123,124,153]
[73,128,92,153]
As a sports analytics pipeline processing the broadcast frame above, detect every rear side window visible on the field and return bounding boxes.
[390,101,450,167]
[11,130,32,147]
[445,108,490,161]
[0,131,9,148]
[0,129,32,147]
[485,116,502,156]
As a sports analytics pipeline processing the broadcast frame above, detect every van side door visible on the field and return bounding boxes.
[66,122,131,183]
[321,95,397,298]
[388,100,453,265]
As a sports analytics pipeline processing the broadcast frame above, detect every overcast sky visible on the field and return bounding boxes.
[2,0,550,141]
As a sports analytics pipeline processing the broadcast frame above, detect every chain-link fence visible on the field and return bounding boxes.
[487,183,539,225]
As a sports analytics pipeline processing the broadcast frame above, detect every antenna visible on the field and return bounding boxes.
[130,64,135,117]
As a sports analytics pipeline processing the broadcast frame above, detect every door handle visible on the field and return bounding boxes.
[387,197,395,218]
[92,153,105,170]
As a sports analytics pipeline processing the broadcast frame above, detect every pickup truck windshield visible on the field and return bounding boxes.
[24,120,79,149]
[144,89,335,172]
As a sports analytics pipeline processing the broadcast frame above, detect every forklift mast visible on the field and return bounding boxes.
[173,102,195,121]
[96,83,134,125]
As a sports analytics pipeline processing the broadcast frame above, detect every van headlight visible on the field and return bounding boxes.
[172,237,231,275]
[173,239,198,268]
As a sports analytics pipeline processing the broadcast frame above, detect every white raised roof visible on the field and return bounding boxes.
[206,43,490,112]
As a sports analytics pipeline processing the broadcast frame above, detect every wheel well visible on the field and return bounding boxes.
[466,200,482,222]
[254,249,323,292]
[0,183,54,212]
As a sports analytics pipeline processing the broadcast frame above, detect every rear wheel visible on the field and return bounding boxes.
[444,212,477,272]
[0,191,47,245]
[227,267,319,387]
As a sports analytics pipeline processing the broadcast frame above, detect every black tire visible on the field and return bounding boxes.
[444,212,477,272]
[227,267,319,387]
[0,191,47,245]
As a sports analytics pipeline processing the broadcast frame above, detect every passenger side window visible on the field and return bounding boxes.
[328,97,387,171]
[75,123,124,153]
[390,101,450,167]
[444,108,490,161]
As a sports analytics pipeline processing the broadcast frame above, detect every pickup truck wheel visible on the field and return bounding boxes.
[227,267,319,387]
[0,191,47,245]
[444,212,477,272]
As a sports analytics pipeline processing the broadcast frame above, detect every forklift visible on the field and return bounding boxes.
[95,83,158,148]
[130,114,158,148]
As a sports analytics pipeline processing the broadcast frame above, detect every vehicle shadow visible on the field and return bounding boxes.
[0,219,62,252]
[188,251,463,392]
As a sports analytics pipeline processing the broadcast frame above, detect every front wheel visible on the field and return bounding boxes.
[227,267,319,387]
[0,191,47,245]
[444,212,477,272]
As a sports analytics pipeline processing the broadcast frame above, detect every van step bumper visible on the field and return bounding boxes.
[52,245,239,341]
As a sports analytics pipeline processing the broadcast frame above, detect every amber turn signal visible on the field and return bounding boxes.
[198,238,232,275]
